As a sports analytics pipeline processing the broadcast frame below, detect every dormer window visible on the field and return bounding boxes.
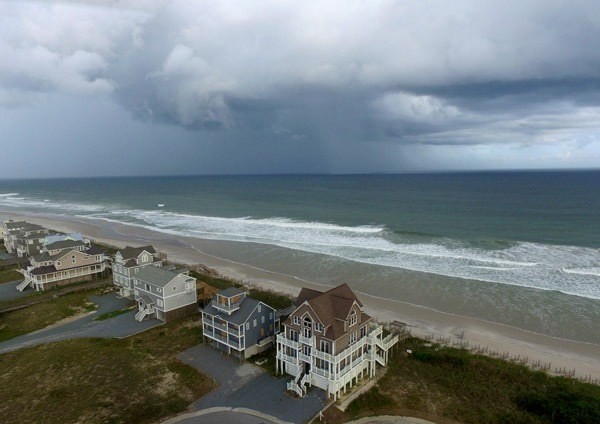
[142,254,148,262]
[315,322,324,332]
[349,310,357,326]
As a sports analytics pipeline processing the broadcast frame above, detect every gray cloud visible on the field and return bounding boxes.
[1,0,600,176]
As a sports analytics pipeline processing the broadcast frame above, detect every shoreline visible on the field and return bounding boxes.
[2,209,599,379]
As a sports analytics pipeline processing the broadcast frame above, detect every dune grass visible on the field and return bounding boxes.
[0,269,22,284]
[0,316,214,424]
[0,288,100,342]
[336,338,600,424]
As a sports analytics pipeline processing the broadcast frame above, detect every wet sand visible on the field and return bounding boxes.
[2,210,599,379]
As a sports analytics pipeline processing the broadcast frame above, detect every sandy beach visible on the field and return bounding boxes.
[2,210,599,380]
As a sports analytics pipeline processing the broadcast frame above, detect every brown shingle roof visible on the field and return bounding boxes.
[293,283,363,339]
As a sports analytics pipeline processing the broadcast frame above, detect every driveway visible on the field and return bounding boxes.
[0,280,31,302]
[178,345,327,424]
[0,293,162,354]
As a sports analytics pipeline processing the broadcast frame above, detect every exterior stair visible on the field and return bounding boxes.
[16,276,33,292]
[134,309,149,322]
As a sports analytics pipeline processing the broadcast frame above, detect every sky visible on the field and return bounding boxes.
[1,0,600,178]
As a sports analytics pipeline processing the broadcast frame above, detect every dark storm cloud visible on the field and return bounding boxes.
[1,0,600,176]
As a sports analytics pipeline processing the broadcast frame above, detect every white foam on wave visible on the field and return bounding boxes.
[78,207,600,300]
[0,193,105,213]
[3,194,597,300]
[563,268,600,277]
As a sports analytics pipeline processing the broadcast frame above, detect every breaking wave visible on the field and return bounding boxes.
[1,192,599,299]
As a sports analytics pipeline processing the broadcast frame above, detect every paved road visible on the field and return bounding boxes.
[165,409,284,424]
[0,293,162,354]
[0,280,31,301]
[178,345,327,424]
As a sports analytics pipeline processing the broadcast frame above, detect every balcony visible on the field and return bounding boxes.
[277,334,299,350]
[212,301,241,314]
[298,352,311,363]
[208,332,241,350]
[312,366,332,379]
[313,349,334,362]
[299,334,313,346]
[277,352,299,365]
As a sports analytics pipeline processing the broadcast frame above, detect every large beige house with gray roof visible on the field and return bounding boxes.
[276,284,399,400]
[19,245,107,292]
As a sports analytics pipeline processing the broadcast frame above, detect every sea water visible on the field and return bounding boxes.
[1,171,599,342]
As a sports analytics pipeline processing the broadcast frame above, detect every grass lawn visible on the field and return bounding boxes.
[332,338,600,424]
[0,288,100,342]
[0,269,22,284]
[0,316,214,424]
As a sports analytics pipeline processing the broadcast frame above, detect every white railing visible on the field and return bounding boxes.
[287,381,303,397]
[299,334,313,346]
[16,277,32,292]
[277,334,299,349]
[135,309,148,321]
[313,349,334,362]
[312,367,331,379]
[368,324,383,338]
[298,352,311,363]
[25,263,105,285]
[277,352,299,365]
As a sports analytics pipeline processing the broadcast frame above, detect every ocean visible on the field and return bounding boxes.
[1,171,599,342]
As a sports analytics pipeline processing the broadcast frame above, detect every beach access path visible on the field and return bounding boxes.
[0,293,161,354]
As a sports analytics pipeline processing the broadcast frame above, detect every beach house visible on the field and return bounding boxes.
[276,283,399,400]
[3,222,50,256]
[18,244,107,291]
[133,266,197,322]
[201,287,276,358]
[112,245,163,298]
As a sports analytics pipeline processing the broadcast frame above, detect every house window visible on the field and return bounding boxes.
[258,304,261,312]
[253,319,257,327]
[293,316,300,325]
[145,284,150,291]
[157,299,163,306]
[350,332,357,344]
[95,255,100,261]
[270,312,273,320]
[173,286,177,291]
[320,340,331,353]
[315,322,324,332]
[349,310,357,326]
[142,254,148,262]
[246,322,250,330]
[72,255,76,264]
[57,261,61,266]
[157,288,162,293]
[261,316,265,324]
[360,326,367,338]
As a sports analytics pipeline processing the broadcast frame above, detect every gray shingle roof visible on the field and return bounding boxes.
[46,239,86,250]
[134,266,184,288]
[202,297,263,325]
[219,287,246,298]
[118,245,156,260]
